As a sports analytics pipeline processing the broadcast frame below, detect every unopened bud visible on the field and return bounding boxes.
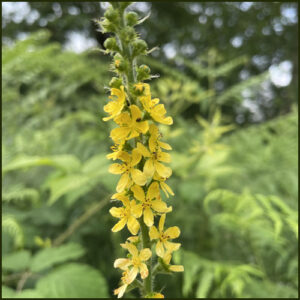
[109,77,122,89]
[126,12,139,26]
[137,64,151,81]
[103,37,118,52]
[132,39,148,57]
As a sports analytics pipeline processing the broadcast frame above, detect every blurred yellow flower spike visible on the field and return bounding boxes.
[100,3,182,298]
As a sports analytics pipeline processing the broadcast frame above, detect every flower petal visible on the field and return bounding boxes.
[130,104,142,120]
[110,127,131,141]
[139,263,149,279]
[112,218,127,232]
[120,242,139,257]
[131,185,145,202]
[158,141,172,150]
[109,163,125,174]
[127,267,139,284]
[147,182,160,200]
[143,159,155,178]
[161,182,174,197]
[131,148,142,166]
[131,169,147,186]
[114,258,131,270]
[164,241,181,252]
[159,214,166,232]
[149,226,160,240]
[114,284,127,298]
[144,207,154,227]
[155,162,172,178]
[156,240,165,257]
[127,216,140,235]
[164,226,180,239]
[116,173,130,193]
[139,248,152,261]
[109,207,124,218]
[157,152,171,163]
[136,121,149,134]
[169,265,184,272]
[137,142,151,157]
[131,203,143,218]
[151,200,172,213]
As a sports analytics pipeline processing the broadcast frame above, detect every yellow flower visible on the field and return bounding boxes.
[110,105,149,141]
[136,142,172,178]
[114,242,152,283]
[109,195,141,235]
[103,86,126,121]
[149,214,181,257]
[138,85,173,125]
[131,182,172,227]
[153,172,174,198]
[145,292,164,298]
[162,248,184,272]
[113,270,132,298]
[109,149,147,192]
[106,140,125,160]
[149,124,172,151]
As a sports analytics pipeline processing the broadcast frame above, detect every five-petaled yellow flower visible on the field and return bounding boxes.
[149,214,181,257]
[109,195,141,235]
[161,246,184,273]
[113,270,132,298]
[103,85,126,121]
[138,83,173,125]
[131,182,172,227]
[114,242,152,283]
[109,150,147,192]
[110,105,149,142]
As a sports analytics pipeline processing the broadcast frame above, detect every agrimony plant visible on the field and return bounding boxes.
[97,2,183,298]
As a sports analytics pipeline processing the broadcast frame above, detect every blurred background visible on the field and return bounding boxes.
[2,2,298,298]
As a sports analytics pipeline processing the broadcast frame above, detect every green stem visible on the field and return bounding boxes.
[139,219,153,296]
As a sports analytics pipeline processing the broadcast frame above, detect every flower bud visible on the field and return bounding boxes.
[125,12,139,26]
[100,18,117,33]
[104,7,119,23]
[103,37,119,52]
[114,54,128,73]
[120,26,136,44]
[109,77,123,89]
[132,39,148,57]
[137,64,151,81]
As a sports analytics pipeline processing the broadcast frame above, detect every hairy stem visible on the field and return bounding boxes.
[139,219,153,296]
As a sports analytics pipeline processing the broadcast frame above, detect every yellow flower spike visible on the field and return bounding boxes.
[114,242,152,283]
[109,196,141,235]
[149,214,181,257]
[110,105,149,142]
[109,149,147,192]
[131,182,172,227]
[103,85,126,121]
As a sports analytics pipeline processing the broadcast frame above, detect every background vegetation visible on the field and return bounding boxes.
[2,2,298,298]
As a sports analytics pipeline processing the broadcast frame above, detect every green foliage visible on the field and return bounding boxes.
[36,263,108,298]
[2,30,297,298]
[30,243,85,272]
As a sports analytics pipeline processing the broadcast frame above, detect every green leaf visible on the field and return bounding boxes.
[3,250,31,271]
[30,243,85,272]
[14,289,45,298]
[196,270,214,298]
[3,155,81,174]
[36,263,108,298]
[2,285,16,298]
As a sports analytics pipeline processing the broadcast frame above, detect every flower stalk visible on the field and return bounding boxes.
[98,2,184,298]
